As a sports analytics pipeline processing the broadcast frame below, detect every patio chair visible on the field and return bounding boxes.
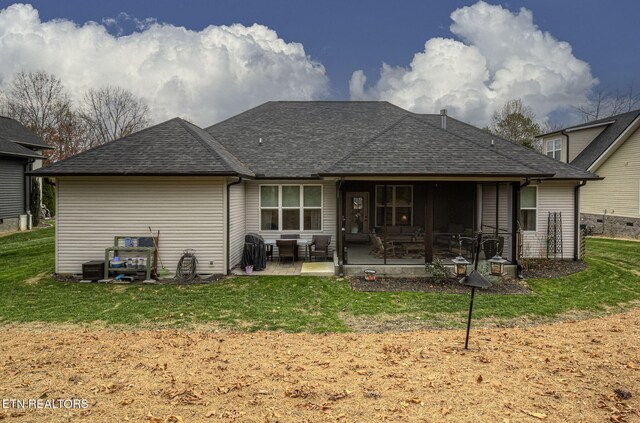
[370,234,397,257]
[276,239,297,263]
[280,234,300,260]
[309,235,332,261]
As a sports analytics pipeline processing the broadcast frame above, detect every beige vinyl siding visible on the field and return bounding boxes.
[581,127,640,218]
[228,180,246,270]
[480,183,513,260]
[568,126,606,162]
[56,176,226,275]
[244,179,337,257]
[521,182,575,259]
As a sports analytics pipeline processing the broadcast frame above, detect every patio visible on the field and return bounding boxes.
[231,259,334,276]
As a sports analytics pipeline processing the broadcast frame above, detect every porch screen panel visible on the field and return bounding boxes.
[375,185,413,226]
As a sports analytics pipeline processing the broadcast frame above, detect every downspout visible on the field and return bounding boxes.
[574,180,587,261]
[514,177,531,279]
[24,159,35,227]
[226,176,243,275]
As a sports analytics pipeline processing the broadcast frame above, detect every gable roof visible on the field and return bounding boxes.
[31,118,254,177]
[569,109,640,170]
[0,116,51,149]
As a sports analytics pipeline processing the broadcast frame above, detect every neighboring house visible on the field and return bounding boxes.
[31,102,598,277]
[538,109,640,238]
[0,116,51,232]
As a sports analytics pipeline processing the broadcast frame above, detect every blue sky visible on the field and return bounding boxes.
[0,0,638,125]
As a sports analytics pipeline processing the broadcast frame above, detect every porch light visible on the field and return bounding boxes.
[451,255,470,277]
[488,255,508,276]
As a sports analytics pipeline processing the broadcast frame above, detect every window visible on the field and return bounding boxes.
[519,186,537,231]
[375,185,413,226]
[260,185,322,231]
[546,138,562,161]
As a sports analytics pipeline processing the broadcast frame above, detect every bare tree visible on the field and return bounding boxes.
[2,70,71,143]
[576,85,640,122]
[80,86,150,146]
[488,99,541,149]
[45,109,92,162]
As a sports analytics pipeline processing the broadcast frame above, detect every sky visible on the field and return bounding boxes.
[0,0,638,127]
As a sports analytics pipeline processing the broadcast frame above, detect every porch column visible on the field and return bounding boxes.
[425,183,433,263]
[511,182,520,262]
[336,180,345,272]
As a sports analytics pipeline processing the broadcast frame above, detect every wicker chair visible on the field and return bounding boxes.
[370,234,396,257]
[280,234,300,260]
[309,235,332,261]
[276,239,297,263]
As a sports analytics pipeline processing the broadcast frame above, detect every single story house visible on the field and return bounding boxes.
[538,109,640,238]
[32,102,599,277]
[0,116,50,232]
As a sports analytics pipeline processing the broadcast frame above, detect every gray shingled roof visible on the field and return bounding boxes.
[0,116,50,149]
[416,114,599,180]
[208,101,598,180]
[206,101,409,178]
[0,137,43,159]
[32,118,253,176]
[570,109,640,170]
[322,115,551,177]
[32,101,600,180]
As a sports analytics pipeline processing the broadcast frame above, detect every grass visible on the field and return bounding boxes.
[1,226,639,332]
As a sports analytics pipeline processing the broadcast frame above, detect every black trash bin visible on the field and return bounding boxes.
[241,233,267,271]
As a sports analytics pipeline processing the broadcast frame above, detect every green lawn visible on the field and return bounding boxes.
[1,226,639,332]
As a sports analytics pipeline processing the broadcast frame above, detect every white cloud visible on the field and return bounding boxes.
[0,3,328,125]
[350,1,597,125]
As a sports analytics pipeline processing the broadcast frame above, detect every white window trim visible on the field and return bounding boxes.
[520,185,538,233]
[259,184,323,232]
[375,185,414,227]
[546,138,562,161]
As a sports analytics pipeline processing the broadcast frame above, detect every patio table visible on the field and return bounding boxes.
[264,239,309,261]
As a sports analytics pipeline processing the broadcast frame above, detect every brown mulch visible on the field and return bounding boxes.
[1,309,640,422]
[53,274,225,285]
[350,276,532,294]
[523,259,588,279]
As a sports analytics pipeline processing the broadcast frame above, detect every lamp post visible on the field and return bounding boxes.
[452,232,504,350]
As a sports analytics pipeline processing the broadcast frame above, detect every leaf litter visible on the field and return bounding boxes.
[0,309,639,421]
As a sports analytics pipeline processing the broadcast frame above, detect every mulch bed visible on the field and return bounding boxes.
[522,259,588,278]
[350,276,531,294]
[53,274,225,285]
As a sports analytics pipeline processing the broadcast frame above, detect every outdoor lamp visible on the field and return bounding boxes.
[451,255,470,277]
[489,255,508,276]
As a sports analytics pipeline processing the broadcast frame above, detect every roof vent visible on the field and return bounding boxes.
[440,109,447,129]
[259,137,263,146]
[491,139,495,147]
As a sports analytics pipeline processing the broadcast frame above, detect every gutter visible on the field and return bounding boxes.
[574,180,587,260]
[226,177,243,275]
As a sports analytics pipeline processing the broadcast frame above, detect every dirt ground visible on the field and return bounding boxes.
[1,311,639,422]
